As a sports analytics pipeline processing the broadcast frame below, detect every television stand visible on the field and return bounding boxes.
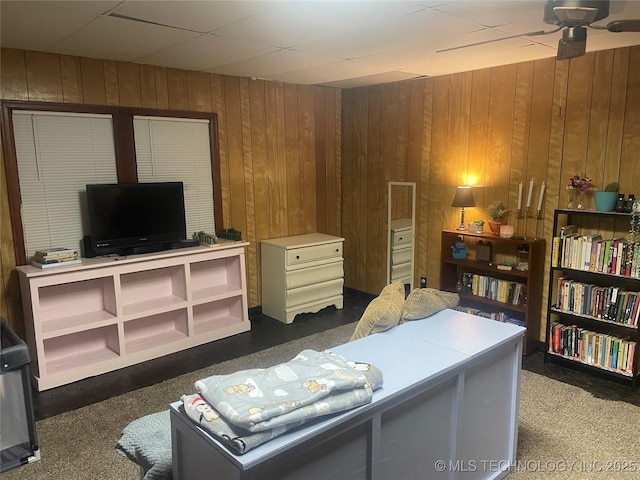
[16,243,250,390]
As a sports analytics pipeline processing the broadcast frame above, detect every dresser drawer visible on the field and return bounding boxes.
[286,242,342,267]
[391,262,412,280]
[285,261,343,289]
[285,278,344,308]
[391,247,412,265]
[392,229,413,247]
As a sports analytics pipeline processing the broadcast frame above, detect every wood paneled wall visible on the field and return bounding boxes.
[0,48,341,337]
[342,46,640,340]
[2,46,639,343]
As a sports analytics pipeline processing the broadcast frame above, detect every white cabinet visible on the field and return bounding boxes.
[261,233,344,324]
[390,218,414,288]
[17,244,250,391]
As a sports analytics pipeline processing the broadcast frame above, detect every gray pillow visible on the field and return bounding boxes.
[350,281,405,341]
[400,288,459,323]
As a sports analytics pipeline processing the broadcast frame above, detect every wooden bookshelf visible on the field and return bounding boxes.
[440,229,545,355]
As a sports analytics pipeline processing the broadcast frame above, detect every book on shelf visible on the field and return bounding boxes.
[33,253,79,263]
[497,263,513,271]
[31,259,81,269]
[549,321,635,374]
[33,247,79,264]
[34,247,78,257]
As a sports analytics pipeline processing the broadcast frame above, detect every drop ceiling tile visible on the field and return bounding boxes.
[52,15,200,61]
[585,31,640,51]
[212,0,426,48]
[0,2,99,51]
[434,0,547,28]
[322,70,421,89]
[403,42,556,77]
[268,58,393,86]
[354,29,534,71]
[138,34,279,71]
[109,0,274,33]
[208,49,340,79]
[297,8,483,59]
[29,0,121,15]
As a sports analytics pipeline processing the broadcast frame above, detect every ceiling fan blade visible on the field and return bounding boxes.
[606,19,640,32]
[436,27,562,54]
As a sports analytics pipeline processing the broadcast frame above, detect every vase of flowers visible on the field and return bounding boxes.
[567,175,592,209]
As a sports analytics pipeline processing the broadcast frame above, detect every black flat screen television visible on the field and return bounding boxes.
[86,182,187,255]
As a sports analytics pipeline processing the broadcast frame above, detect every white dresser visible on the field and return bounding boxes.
[261,233,344,324]
[390,218,414,288]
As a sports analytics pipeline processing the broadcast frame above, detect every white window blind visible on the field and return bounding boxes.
[133,116,215,237]
[13,111,117,258]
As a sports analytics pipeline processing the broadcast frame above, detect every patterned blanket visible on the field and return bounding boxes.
[182,349,383,454]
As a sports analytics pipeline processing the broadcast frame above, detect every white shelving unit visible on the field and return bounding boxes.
[17,243,249,391]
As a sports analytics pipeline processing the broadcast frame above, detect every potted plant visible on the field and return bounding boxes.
[487,202,507,235]
[594,181,619,212]
[469,219,485,233]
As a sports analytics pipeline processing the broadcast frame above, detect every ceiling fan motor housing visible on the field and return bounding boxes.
[543,0,610,25]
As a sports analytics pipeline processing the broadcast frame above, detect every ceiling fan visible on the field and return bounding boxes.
[438,0,640,60]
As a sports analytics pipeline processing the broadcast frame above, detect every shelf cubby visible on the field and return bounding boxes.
[120,265,187,316]
[190,256,243,301]
[193,295,245,335]
[124,309,189,354]
[38,277,117,328]
[43,325,120,374]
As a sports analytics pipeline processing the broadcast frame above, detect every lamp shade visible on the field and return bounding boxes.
[452,186,475,208]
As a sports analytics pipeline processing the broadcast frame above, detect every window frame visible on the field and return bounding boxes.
[1,100,222,265]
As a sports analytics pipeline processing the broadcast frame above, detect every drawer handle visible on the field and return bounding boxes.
[335,249,339,253]
[398,237,403,241]
[296,255,300,260]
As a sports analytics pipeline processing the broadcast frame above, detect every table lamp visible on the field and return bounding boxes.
[452,186,475,231]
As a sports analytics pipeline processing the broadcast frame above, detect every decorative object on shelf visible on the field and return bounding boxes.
[475,240,493,263]
[516,245,529,271]
[536,182,546,216]
[566,175,591,209]
[526,178,534,213]
[593,182,619,212]
[517,181,523,216]
[451,240,468,259]
[631,199,640,242]
[499,225,514,239]
[468,219,485,233]
[487,201,507,235]
[616,193,627,212]
[451,186,475,231]
[625,194,636,213]
[217,228,242,241]
[192,231,217,246]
